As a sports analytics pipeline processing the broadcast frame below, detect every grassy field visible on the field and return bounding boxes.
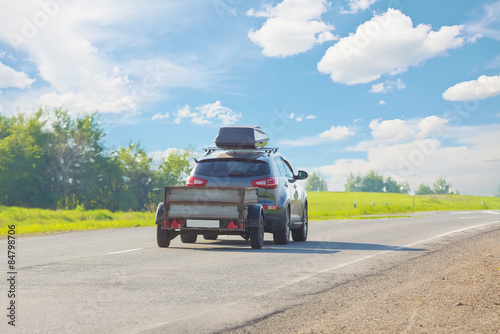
[1,192,500,236]
[308,192,500,220]
[0,206,152,236]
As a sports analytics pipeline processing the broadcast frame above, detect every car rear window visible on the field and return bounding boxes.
[194,159,270,177]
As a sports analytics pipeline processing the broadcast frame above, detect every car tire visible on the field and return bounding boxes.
[203,234,218,240]
[273,207,290,245]
[250,214,264,249]
[181,234,197,243]
[292,204,308,242]
[157,224,171,248]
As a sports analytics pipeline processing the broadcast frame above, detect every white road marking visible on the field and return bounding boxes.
[105,248,143,255]
[135,218,500,332]
[255,220,500,297]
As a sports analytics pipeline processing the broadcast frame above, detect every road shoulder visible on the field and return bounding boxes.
[227,227,500,333]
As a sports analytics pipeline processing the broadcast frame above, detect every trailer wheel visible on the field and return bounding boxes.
[157,224,171,248]
[273,207,290,245]
[250,214,264,249]
[203,234,218,240]
[181,234,197,243]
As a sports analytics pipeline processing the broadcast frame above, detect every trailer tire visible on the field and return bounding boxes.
[181,234,197,243]
[157,224,171,248]
[203,234,218,240]
[250,214,264,249]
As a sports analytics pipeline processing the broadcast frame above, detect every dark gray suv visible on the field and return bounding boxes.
[187,134,309,245]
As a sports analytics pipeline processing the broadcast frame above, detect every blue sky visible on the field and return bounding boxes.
[1,0,500,195]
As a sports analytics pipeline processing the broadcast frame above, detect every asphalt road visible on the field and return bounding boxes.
[2,210,499,334]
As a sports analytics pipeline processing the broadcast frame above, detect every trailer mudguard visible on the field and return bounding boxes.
[246,204,264,228]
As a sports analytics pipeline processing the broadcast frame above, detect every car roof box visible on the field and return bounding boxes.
[214,126,269,149]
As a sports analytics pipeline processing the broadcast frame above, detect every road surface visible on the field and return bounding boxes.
[1,210,499,333]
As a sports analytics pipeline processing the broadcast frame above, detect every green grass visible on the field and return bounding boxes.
[0,206,153,237]
[308,192,500,220]
[1,192,500,236]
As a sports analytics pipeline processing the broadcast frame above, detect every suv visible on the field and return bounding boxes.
[187,132,309,244]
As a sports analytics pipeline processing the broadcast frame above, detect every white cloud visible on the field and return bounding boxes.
[442,75,500,101]
[174,101,241,125]
[370,83,385,93]
[341,0,379,14]
[467,0,500,40]
[368,116,448,143]
[280,124,354,146]
[247,0,337,57]
[152,112,170,121]
[370,78,406,93]
[417,116,448,138]
[0,62,35,89]
[378,100,387,105]
[0,1,141,113]
[319,125,354,140]
[36,74,135,114]
[290,112,316,122]
[486,54,500,69]
[280,136,324,147]
[316,120,500,196]
[369,118,415,142]
[0,1,216,115]
[317,9,465,85]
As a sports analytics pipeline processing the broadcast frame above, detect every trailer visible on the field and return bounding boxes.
[155,186,265,249]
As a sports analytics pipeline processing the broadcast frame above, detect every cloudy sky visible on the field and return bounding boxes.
[1,0,499,195]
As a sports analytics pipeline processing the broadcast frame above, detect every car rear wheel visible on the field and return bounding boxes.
[273,207,290,245]
[181,234,197,243]
[156,224,171,248]
[292,204,308,242]
[250,214,264,249]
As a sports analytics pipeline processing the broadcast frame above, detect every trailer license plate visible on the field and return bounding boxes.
[186,220,220,228]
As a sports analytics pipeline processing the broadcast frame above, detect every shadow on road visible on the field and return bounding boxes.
[169,239,426,254]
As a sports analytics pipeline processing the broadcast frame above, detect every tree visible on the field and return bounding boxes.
[152,148,194,203]
[416,183,433,195]
[115,143,153,211]
[433,177,451,195]
[77,154,126,211]
[384,177,401,193]
[305,172,328,192]
[345,173,362,192]
[46,109,106,209]
[360,170,384,192]
[0,111,53,207]
[399,181,410,194]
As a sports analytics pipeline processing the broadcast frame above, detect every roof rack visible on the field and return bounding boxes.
[202,147,279,155]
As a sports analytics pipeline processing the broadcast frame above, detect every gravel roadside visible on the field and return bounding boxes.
[226,227,500,334]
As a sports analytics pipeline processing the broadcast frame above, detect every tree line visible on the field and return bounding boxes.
[306,170,456,195]
[0,109,193,211]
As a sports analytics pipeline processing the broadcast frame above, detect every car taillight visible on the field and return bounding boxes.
[186,176,208,186]
[251,177,278,189]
